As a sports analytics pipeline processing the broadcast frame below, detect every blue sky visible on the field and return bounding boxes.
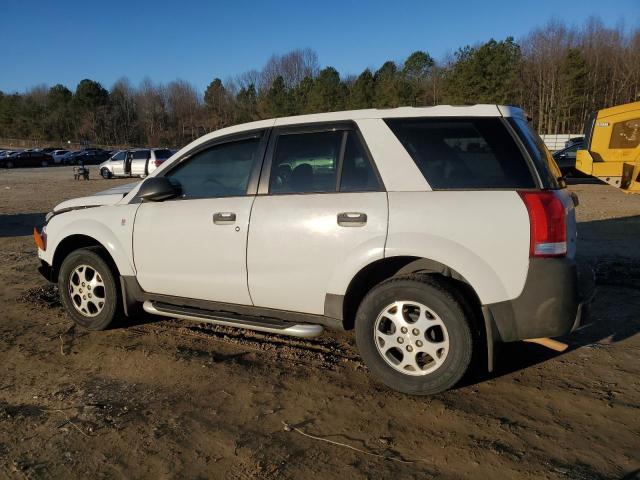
[1,0,638,94]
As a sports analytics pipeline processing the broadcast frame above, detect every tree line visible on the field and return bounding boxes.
[0,18,638,148]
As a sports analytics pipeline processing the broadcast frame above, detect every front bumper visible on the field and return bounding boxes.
[485,258,595,342]
[38,260,54,283]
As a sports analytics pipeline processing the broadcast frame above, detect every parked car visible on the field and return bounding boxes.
[0,149,21,158]
[50,149,70,164]
[61,150,82,164]
[98,150,127,178]
[99,148,173,179]
[565,136,584,148]
[553,141,584,176]
[35,105,593,395]
[1,150,53,168]
[68,149,111,165]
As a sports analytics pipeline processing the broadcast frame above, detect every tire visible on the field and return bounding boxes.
[355,275,473,395]
[58,248,120,330]
[101,168,112,179]
[41,160,48,167]
[5,161,13,169]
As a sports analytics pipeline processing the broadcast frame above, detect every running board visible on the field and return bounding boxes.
[143,300,324,338]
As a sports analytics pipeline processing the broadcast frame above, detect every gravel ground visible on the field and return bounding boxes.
[0,167,638,479]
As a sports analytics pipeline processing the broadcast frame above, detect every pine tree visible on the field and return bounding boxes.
[306,67,346,113]
[349,69,375,109]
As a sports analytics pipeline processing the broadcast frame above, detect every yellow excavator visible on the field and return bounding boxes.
[575,101,640,193]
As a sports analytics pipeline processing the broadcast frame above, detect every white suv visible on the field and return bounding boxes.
[34,106,591,395]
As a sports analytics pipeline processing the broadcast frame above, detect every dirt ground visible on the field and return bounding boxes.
[0,167,638,479]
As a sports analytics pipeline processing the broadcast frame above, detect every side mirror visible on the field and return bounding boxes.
[138,177,181,202]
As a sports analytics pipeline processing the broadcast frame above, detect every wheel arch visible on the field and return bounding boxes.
[338,255,492,371]
[52,234,120,283]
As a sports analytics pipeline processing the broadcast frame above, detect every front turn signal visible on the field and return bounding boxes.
[33,227,46,251]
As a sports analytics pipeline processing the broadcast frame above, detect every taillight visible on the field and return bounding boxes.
[153,159,163,167]
[518,191,567,257]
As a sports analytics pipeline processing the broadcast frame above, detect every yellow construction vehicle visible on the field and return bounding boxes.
[575,101,640,193]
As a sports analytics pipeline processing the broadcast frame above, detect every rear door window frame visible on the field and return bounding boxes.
[257,121,385,195]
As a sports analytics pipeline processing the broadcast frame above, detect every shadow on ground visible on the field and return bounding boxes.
[0,213,46,237]
[479,214,640,383]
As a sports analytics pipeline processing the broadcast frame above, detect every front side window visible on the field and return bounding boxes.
[112,151,125,161]
[386,117,537,190]
[168,137,261,199]
[609,118,640,149]
[270,131,342,194]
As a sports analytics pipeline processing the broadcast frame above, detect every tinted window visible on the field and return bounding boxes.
[340,132,379,192]
[153,149,172,159]
[132,150,149,160]
[508,117,562,189]
[168,138,261,199]
[112,151,125,161]
[609,118,640,149]
[386,118,535,189]
[270,131,342,194]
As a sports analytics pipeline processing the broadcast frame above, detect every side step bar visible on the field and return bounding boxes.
[143,300,324,338]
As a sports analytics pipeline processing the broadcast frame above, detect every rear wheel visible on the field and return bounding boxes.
[355,275,473,395]
[41,160,48,167]
[58,248,120,330]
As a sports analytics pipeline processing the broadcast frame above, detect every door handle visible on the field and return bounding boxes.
[213,212,236,224]
[337,212,367,227]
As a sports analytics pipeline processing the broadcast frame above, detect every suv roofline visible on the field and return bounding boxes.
[168,104,527,165]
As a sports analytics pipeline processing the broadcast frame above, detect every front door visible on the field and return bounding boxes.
[247,125,388,315]
[133,131,268,304]
[110,151,126,176]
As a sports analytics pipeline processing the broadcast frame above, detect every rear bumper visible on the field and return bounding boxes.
[485,258,595,342]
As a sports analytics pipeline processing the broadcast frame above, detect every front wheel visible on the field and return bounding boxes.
[100,168,112,179]
[355,275,473,395]
[58,248,120,330]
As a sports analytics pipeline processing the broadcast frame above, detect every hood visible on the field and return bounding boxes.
[50,182,140,216]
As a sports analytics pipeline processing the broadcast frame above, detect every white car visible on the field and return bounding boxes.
[50,149,70,164]
[99,149,173,178]
[34,105,592,395]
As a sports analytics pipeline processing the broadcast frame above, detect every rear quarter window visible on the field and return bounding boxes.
[385,117,535,189]
[153,149,172,159]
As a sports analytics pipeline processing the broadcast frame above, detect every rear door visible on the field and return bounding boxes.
[131,150,150,176]
[247,123,388,315]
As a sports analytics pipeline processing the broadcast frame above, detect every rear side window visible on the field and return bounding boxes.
[508,117,562,189]
[132,150,149,160]
[153,149,172,159]
[340,132,379,192]
[270,131,342,194]
[385,117,535,189]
